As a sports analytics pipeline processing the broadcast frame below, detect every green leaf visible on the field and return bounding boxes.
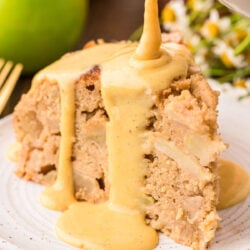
[129,25,143,41]
[217,66,250,83]
[234,34,250,56]
[207,68,232,77]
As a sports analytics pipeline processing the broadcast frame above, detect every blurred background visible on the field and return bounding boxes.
[0,0,249,117]
[0,0,147,117]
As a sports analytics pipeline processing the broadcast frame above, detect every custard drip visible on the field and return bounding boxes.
[217,158,250,210]
[40,80,76,211]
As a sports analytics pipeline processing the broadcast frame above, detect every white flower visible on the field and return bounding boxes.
[233,78,248,88]
[185,34,201,53]
[213,41,247,68]
[200,9,230,39]
[190,0,213,11]
[245,79,250,89]
[162,0,189,34]
[225,24,250,48]
[194,47,209,72]
[189,34,201,47]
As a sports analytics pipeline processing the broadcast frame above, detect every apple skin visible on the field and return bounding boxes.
[0,0,88,74]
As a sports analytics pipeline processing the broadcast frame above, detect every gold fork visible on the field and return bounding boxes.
[0,58,23,115]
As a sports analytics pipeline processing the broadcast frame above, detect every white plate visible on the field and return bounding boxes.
[0,93,249,250]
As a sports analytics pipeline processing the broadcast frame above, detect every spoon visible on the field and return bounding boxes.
[219,0,250,17]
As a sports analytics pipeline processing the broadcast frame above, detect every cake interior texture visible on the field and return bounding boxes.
[13,43,225,249]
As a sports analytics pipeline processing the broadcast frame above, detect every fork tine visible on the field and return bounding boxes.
[0,58,5,70]
[0,63,23,115]
[0,60,13,89]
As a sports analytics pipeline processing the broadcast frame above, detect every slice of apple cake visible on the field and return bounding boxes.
[12,39,225,249]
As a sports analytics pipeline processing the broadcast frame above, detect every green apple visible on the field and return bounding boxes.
[0,0,88,74]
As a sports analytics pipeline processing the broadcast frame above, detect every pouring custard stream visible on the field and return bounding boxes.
[31,0,250,249]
